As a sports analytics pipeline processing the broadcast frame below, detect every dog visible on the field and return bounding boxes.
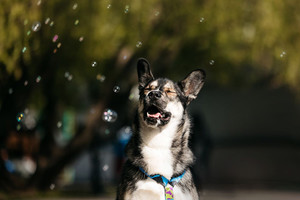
[116,58,205,200]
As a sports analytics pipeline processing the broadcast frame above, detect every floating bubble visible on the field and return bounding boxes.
[45,18,50,24]
[91,61,97,67]
[96,74,106,82]
[74,19,79,26]
[32,21,41,32]
[102,109,118,123]
[24,108,29,115]
[49,21,54,26]
[27,30,31,36]
[57,121,62,128]
[22,47,27,53]
[67,74,73,81]
[36,76,41,83]
[17,113,24,122]
[200,17,205,23]
[16,124,22,131]
[37,0,42,6]
[50,184,55,190]
[79,36,84,42]
[57,43,62,48]
[107,4,111,9]
[8,88,13,94]
[113,86,120,93]
[24,112,36,130]
[102,164,109,171]
[24,80,28,86]
[52,34,59,42]
[64,72,73,81]
[64,71,70,78]
[124,5,130,14]
[136,41,142,48]
[105,129,110,135]
[209,60,215,65]
[280,51,286,58]
[72,3,78,10]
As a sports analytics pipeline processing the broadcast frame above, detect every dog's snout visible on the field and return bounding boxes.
[148,91,162,99]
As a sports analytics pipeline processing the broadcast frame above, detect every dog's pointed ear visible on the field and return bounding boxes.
[137,58,154,88]
[178,69,205,104]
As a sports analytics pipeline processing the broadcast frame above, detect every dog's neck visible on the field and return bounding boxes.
[135,114,193,180]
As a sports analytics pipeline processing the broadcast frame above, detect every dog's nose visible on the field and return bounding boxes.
[148,91,162,99]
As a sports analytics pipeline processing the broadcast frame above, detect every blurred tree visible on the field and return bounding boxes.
[0,0,300,193]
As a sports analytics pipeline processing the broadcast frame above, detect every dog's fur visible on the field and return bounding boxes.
[116,58,205,200]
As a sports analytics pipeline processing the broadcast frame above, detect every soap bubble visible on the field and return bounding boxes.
[209,60,215,65]
[200,17,205,22]
[32,21,41,32]
[136,41,142,48]
[22,47,27,53]
[102,109,118,123]
[280,51,286,58]
[91,61,97,67]
[17,113,24,122]
[72,3,78,10]
[57,121,62,128]
[50,184,55,190]
[124,5,130,14]
[64,71,70,78]
[102,164,109,171]
[74,19,79,25]
[105,129,110,135]
[36,76,41,83]
[45,18,50,24]
[67,74,73,81]
[52,34,59,42]
[64,72,73,81]
[79,36,84,42]
[16,124,22,131]
[96,74,106,82]
[113,86,120,93]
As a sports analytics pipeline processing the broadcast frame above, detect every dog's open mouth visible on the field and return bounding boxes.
[144,105,171,125]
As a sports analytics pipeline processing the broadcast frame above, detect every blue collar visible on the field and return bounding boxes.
[139,167,186,187]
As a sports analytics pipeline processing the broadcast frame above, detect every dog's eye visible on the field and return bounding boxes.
[165,89,176,94]
[144,87,150,91]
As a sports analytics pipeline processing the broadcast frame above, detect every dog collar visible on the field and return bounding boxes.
[139,167,186,200]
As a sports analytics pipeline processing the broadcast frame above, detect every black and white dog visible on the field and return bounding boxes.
[117,58,205,200]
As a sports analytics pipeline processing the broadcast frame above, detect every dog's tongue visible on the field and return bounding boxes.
[147,112,162,119]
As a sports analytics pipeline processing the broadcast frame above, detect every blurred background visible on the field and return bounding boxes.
[0,0,300,199]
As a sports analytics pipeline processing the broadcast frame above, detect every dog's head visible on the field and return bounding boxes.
[137,58,205,128]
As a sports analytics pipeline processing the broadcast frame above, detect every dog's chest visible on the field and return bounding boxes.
[141,145,173,178]
[140,122,179,179]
